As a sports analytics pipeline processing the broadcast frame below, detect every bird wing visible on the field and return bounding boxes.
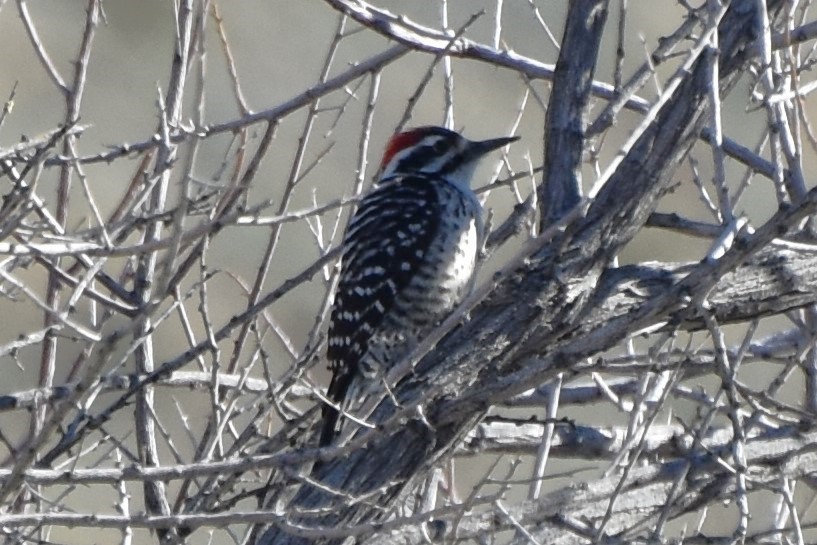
[322,176,441,444]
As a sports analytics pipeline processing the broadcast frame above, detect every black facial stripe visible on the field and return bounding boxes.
[395,145,439,173]
[437,153,467,175]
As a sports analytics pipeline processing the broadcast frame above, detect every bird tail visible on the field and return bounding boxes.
[319,401,341,447]
[319,368,356,447]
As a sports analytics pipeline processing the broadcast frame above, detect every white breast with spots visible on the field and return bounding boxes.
[439,217,478,301]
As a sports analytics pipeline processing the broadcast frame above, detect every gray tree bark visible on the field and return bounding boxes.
[256,1,806,544]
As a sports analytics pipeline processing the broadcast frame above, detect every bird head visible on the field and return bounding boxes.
[377,126,518,186]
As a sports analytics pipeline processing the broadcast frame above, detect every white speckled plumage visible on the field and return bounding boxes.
[321,126,516,446]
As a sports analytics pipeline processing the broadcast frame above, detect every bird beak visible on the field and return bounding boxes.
[471,135,519,156]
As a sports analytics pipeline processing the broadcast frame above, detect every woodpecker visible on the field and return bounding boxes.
[321,126,518,447]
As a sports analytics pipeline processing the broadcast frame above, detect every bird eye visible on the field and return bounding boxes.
[432,140,447,152]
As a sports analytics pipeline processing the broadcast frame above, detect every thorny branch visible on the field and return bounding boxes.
[1,2,817,545]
